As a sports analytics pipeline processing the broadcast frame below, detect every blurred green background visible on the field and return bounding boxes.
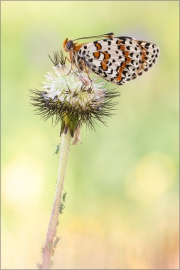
[2,1,179,269]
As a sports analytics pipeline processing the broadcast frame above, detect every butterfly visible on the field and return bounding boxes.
[63,32,160,85]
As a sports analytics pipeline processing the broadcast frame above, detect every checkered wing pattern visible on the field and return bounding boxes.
[77,36,160,85]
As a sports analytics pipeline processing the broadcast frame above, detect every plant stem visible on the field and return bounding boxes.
[41,130,71,269]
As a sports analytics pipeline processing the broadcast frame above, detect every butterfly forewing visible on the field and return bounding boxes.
[77,36,159,85]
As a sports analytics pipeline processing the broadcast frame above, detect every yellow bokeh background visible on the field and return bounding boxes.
[2,1,179,269]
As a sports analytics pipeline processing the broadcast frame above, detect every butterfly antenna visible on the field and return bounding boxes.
[73,32,114,41]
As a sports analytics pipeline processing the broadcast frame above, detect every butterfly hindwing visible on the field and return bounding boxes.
[77,36,159,85]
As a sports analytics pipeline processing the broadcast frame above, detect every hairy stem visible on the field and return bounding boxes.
[41,130,71,269]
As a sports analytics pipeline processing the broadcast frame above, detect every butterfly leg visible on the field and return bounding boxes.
[64,56,73,74]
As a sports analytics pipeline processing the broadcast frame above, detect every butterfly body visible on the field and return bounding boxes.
[63,33,159,85]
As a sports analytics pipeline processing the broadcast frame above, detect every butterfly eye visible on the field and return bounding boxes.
[65,40,73,51]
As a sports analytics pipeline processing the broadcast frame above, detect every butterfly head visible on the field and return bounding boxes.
[63,38,74,52]
[63,38,86,54]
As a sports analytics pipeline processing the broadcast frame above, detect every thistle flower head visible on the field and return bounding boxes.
[30,51,119,143]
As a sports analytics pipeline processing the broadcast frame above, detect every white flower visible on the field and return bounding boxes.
[30,51,119,141]
[43,65,106,111]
